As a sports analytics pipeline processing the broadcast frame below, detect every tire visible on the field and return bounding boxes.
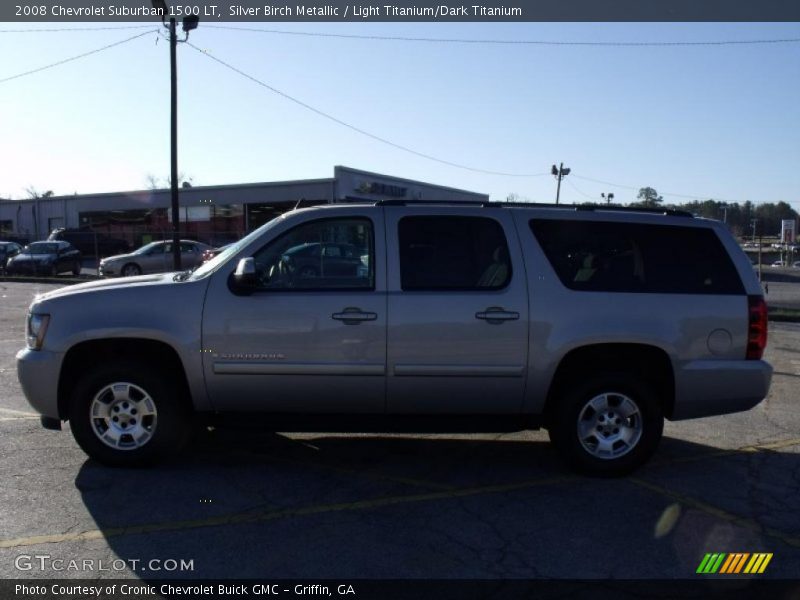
[547,373,663,477]
[68,360,191,467]
[72,262,81,276]
[121,263,142,277]
[50,264,58,277]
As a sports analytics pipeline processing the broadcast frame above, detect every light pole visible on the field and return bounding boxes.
[601,192,615,205]
[551,163,571,205]
[152,0,198,271]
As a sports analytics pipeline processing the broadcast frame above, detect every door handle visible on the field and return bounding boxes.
[475,307,520,324]
[332,307,378,324]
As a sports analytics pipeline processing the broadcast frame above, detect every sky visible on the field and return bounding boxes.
[0,21,798,206]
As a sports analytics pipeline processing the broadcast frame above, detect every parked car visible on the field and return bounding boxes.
[6,241,81,276]
[201,243,233,264]
[277,241,366,280]
[99,240,213,277]
[792,261,800,269]
[48,228,129,258]
[0,241,23,271]
[770,260,786,268]
[17,202,771,475]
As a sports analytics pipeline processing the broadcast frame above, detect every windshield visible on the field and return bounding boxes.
[132,242,161,255]
[23,243,58,255]
[187,215,285,281]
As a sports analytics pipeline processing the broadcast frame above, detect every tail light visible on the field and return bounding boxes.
[746,295,768,360]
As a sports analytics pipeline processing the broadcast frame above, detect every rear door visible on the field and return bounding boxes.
[385,207,529,414]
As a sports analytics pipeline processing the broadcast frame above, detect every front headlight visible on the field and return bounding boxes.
[27,313,50,350]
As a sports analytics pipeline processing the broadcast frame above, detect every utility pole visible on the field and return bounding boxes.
[551,163,571,205]
[169,16,180,271]
[152,0,198,271]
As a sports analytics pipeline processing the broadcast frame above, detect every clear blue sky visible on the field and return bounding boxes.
[1,22,798,206]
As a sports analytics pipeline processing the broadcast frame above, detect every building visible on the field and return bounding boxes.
[0,166,488,249]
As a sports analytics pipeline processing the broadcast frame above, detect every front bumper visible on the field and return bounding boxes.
[16,348,63,420]
[98,263,117,277]
[671,359,773,420]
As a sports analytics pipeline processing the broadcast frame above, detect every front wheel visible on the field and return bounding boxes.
[547,374,663,477]
[68,361,190,467]
[121,263,142,277]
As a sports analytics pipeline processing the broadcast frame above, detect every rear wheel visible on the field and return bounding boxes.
[72,261,81,276]
[68,360,190,467]
[50,264,58,277]
[547,373,663,476]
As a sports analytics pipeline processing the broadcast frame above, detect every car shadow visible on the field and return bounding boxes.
[73,430,800,579]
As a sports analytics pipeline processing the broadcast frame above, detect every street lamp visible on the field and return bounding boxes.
[551,163,571,205]
[152,0,199,271]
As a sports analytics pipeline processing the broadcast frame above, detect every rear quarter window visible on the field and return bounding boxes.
[529,219,744,295]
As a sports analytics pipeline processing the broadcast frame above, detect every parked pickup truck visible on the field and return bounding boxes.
[17,201,772,475]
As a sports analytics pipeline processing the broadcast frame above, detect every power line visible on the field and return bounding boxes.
[565,178,598,200]
[0,25,157,33]
[0,30,156,85]
[204,26,800,47]
[186,41,550,178]
[572,173,799,206]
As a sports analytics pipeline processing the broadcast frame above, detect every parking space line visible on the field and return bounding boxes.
[252,451,457,492]
[0,416,39,422]
[629,477,800,549]
[0,407,38,417]
[0,475,575,550]
[1,436,798,551]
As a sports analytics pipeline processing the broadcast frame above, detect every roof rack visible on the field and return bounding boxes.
[374,199,693,217]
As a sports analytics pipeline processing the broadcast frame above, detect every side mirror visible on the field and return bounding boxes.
[232,257,257,292]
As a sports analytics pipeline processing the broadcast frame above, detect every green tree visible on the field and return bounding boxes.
[636,187,663,207]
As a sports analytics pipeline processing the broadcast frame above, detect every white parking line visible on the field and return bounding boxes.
[0,407,38,417]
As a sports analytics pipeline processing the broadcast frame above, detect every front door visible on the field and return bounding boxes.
[201,210,386,413]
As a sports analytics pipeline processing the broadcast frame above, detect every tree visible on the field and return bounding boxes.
[145,173,194,189]
[25,186,54,199]
[636,187,663,207]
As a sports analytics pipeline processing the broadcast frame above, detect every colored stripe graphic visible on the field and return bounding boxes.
[744,553,773,574]
[698,552,773,575]
[722,553,749,573]
[696,554,713,573]
[697,553,727,573]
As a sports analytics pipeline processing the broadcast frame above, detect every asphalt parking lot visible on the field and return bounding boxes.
[0,281,799,582]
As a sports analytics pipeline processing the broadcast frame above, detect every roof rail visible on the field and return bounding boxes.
[375,199,493,207]
[374,199,693,217]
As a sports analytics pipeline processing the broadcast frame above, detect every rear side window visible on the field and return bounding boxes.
[530,219,744,295]
[398,216,511,291]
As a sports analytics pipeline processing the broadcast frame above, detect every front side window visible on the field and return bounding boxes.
[252,218,374,290]
[398,216,511,291]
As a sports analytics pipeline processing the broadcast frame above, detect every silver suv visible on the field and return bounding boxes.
[16,202,772,475]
